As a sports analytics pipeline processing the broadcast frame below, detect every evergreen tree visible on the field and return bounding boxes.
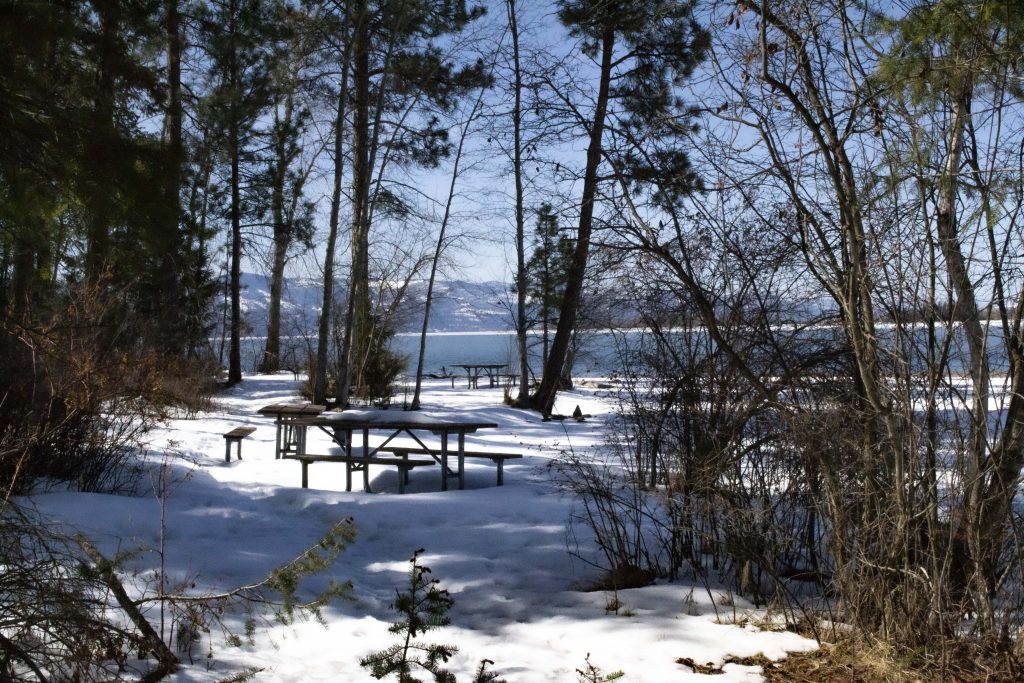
[198,0,275,383]
[0,0,183,330]
[0,0,83,318]
[336,0,489,405]
[525,203,572,373]
[360,549,458,682]
[529,0,707,415]
[0,0,213,493]
[256,0,318,374]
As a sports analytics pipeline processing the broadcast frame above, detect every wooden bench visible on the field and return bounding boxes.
[378,446,523,486]
[223,426,257,463]
[282,453,435,493]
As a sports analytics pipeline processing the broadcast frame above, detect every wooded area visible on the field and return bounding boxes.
[4,0,1024,679]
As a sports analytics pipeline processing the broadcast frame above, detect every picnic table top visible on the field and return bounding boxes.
[456,363,508,370]
[297,409,498,432]
[257,403,327,417]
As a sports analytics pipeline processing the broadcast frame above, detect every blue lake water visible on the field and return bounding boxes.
[229,322,1011,380]
[231,331,621,379]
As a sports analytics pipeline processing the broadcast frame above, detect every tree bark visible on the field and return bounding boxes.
[161,0,185,355]
[227,2,243,385]
[507,0,530,404]
[261,91,296,375]
[530,26,614,416]
[343,4,372,402]
[410,79,486,409]
[313,36,351,405]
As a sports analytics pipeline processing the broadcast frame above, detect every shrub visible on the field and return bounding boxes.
[1,284,218,495]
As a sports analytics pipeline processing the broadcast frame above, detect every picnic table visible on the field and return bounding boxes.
[291,410,499,492]
[456,363,508,389]
[256,403,326,458]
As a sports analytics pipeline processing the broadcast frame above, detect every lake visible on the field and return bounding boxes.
[228,330,622,379]
[226,321,1012,381]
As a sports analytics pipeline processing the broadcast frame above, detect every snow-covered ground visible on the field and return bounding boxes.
[28,374,816,682]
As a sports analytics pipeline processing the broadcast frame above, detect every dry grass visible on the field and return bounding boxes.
[727,635,1024,683]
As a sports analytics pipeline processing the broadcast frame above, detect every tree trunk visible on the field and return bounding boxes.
[227,7,243,385]
[261,92,296,375]
[84,0,119,285]
[937,86,999,629]
[0,239,10,311]
[507,0,530,405]
[314,39,351,405]
[160,0,185,355]
[263,237,288,374]
[410,79,486,409]
[337,4,372,405]
[10,233,36,320]
[530,26,614,416]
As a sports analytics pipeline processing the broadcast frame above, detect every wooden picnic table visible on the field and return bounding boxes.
[456,363,508,389]
[292,410,499,492]
[257,403,326,458]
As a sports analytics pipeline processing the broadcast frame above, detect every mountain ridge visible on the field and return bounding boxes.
[233,272,513,335]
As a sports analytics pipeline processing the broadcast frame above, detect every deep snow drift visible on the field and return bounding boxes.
[28,374,815,682]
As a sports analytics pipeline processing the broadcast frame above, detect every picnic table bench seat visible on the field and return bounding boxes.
[223,426,257,462]
[282,452,435,493]
[377,446,523,486]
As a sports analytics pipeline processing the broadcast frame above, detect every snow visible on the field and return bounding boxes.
[26,374,816,682]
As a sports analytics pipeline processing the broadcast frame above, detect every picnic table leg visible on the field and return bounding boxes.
[458,432,465,490]
[362,427,371,491]
[496,458,504,486]
[440,434,449,492]
[397,459,407,495]
[224,439,231,463]
[283,421,293,455]
[301,460,309,489]
[274,420,283,459]
[344,428,353,492]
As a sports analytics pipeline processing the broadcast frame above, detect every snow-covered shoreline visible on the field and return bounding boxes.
[27,374,815,682]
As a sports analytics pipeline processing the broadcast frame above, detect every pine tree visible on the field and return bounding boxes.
[529,0,707,415]
[336,0,488,406]
[360,549,459,683]
[257,1,318,374]
[525,203,572,373]
[198,0,275,384]
[360,549,507,683]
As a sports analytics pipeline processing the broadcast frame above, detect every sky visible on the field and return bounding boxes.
[255,0,594,286]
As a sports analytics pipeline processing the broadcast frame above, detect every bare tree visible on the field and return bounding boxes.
[410,62,493,410]
[585,0,1024,657]
[506,0,531,404]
